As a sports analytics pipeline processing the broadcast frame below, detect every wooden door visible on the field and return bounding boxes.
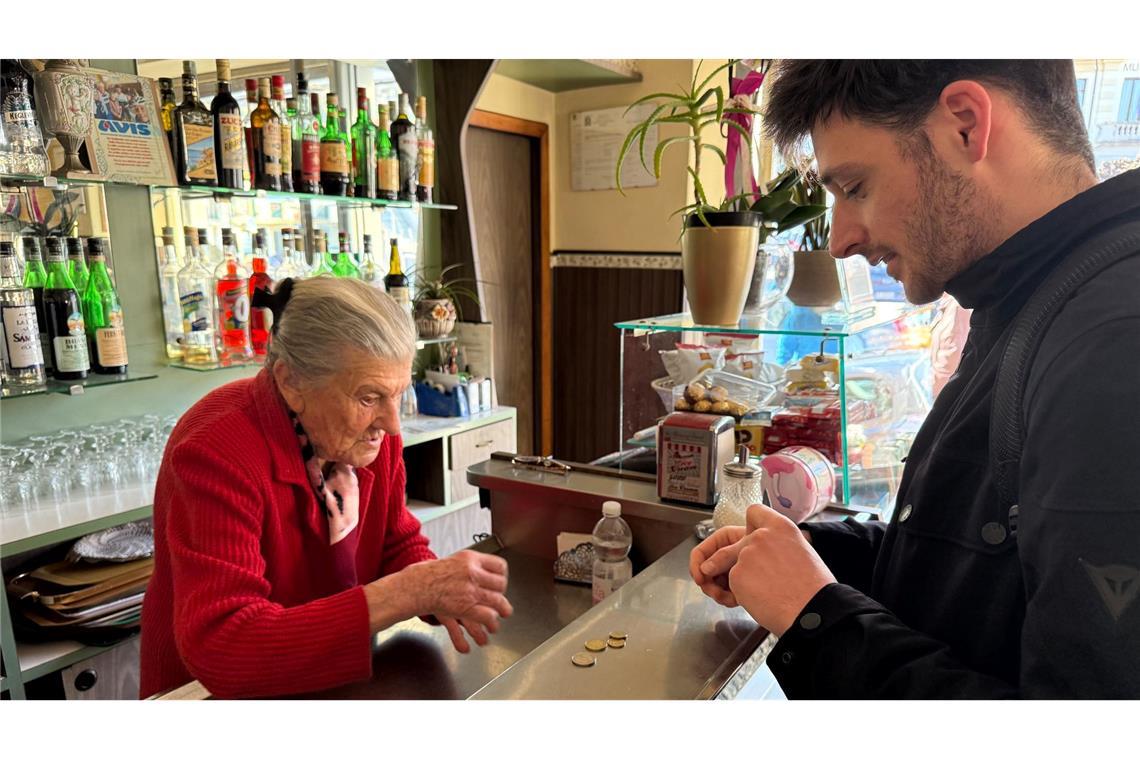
[466,126,539,455]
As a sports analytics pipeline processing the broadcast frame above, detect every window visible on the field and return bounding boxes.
[1119,78,1140,122]
[1076,78,1087,108]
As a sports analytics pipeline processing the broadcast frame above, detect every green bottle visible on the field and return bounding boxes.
[43,238,90,380]
[20,236,49,366]
[66,237,89,294]
[351,88,378,199]
[319,93,350,196]
[332,232,360,278]
[81,238,129,375]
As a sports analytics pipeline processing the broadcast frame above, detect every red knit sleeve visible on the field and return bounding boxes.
[166,438,372,698]
[378,434,437,575]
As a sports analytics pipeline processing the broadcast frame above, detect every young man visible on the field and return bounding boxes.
[691,61,1140,698]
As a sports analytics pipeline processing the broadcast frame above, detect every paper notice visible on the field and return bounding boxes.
[570,104,659,192]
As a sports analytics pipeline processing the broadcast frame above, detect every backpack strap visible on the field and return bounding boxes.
[990,219,1140,523]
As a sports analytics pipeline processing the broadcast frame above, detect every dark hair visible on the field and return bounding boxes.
[763,60,1094,171]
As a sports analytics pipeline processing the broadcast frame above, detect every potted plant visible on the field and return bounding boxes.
[412,264,479,339]
[785,174,842,307]
[615,59,826,325]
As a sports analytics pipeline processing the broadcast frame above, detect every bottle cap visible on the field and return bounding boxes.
[286,97,296,108]
[197,228,209,244]
[245,78,257,91]
[258,77,270,97]
[87,238,109,258]
[724,445,762,480]
[255,230,265,248]
[45,237,65,257]
[327,92,339,106]
[159,77,173,89]
[66,237,85,256]
[221,228,234,245]
[21,236,42,256]
[602,500,622,518]
[272,74,285,89]
[182,60,197,77]
[215,60,231,82]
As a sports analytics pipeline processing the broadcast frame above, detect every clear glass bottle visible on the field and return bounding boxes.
[158,227,183,360]
[359,234,382,288]
[272,75,293,193]
[312,231,334,275]
[0,241,46,386]
[66,237,89,295]
[176,228,218,365]
[81,238,128,375]
[591,500,633,604]
[213,227,252,364]
[415,96,434,203]
[274,228,305,280]
[197,227,221,268]
[0,64,50,177]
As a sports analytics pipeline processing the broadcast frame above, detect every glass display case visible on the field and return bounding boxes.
[615,299,940,518]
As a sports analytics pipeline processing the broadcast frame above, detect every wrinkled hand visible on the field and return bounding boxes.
[728,505,835,636]
[402,550,513,653]
[690,526,747,607]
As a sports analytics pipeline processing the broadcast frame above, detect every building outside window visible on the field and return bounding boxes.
[1074,59,1140,180]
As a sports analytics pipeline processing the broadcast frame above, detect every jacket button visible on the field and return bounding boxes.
[981,522,1007,545]
[799,612,821,630]
[781,651,794,665]
[898,504,913,522]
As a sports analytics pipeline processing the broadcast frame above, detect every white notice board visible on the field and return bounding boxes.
[570,104,659,191]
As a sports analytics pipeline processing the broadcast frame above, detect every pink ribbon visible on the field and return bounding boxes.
[724,69,766,203]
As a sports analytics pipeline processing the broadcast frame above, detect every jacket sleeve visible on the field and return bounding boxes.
[166,439,373,699]
[378,434,437,576]
[772,317,1140,699]
[800,518,887,594]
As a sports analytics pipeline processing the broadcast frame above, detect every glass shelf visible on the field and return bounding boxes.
[1,173,457,210]
[415,335,458,350]
[168,360,261,373]
[615,300,933,339]
[0,371,158,400]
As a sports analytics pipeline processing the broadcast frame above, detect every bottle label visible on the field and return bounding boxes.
[320,141,349,174]
[418,142,435,187]
[379,157,399,193]
[279,123,292,175]
[54,311,90,371]
[398,132,418,185]
[220,284,250,330]
[262,122,282,177]
[182,121,218,181]
[1,304,44,369]
[180,290,210,332]
[218,113,245,171]
[3,109,36,124]
[302,135,321,180]
[388,286,411,308]
[95,326,128,367]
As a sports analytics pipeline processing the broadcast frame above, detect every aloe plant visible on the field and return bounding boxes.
[614,59,827,242]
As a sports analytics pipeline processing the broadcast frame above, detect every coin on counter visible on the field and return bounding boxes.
[572,652,597,667]
[585,639,607,652]
[607,638,626,649]
[608,630,628,640]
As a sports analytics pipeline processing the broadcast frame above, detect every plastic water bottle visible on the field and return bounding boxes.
[592,500,633,604]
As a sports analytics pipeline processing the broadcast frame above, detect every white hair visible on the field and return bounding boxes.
[265,276,416,387]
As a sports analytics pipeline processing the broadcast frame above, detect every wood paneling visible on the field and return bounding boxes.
[552,257,684,463]
[467,126,537,455]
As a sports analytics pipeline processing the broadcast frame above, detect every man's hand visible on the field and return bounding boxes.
[690,526,747,606]
[728,505,836,636]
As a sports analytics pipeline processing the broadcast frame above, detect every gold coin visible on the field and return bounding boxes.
[585,639,607,652]
[607,638,626,649]
[571,652,596,667]
[608,631,628,640]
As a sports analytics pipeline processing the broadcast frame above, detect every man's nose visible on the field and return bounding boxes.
[828,200,868,260]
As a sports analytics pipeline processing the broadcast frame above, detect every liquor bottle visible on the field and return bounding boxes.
[157,76,177,160]
[272,75,293,193]
[311,92,323,132]
[0,64,50,177]
[172,61,217,187]
[176,228,218,364]
[158,227,183,360]
[0,241,46,387]
[332,231,360,278]
[414,95,435,203]
[274,229,305,280]
[20,236,48,366]
[211,59,245,190]
[312,231,333,275]
[359,234,382,288]
[351,87,378,200]
[249,78,283,192]
[243,78,258,188]
[249,229,274,357]
[81,238,128,375]
[66,237,89,294]
[376,104,399,201]
[293,74,321,194]
[288,228,310,276]
[214,228,253,364]
[42,238,90,380]
[384,238,411,313]
[197,227,220,268]
[320,93,350,196]
[391,94,418,201]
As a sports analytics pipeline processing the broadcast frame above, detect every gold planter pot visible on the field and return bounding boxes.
[681,213,760,326]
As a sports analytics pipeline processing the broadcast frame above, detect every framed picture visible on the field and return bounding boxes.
[85,68,177,186]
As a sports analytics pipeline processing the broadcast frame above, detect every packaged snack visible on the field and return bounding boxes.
[672,368,777,421]
[659,344,727,385]
[724,351,765,381]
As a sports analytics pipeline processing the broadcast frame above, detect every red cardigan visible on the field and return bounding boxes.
[139,369,436,699]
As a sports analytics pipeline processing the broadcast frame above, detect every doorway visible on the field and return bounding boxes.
[465,110,551,456]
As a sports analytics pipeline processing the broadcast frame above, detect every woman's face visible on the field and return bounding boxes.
[274,349,411,468]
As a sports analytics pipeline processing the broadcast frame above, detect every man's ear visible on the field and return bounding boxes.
[937,80,993,165]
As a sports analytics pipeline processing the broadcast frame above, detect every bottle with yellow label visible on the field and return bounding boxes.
[211,59,245,190]
[250,77,283,191]
[376,104,399,201]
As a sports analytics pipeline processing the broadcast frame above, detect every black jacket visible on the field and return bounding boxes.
[769,169,1140,698]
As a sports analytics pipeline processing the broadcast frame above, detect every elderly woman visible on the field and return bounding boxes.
[139,278,512,699]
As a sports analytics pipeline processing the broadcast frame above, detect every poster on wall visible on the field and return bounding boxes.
[84,69,177,186]
[570,104,658,191]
